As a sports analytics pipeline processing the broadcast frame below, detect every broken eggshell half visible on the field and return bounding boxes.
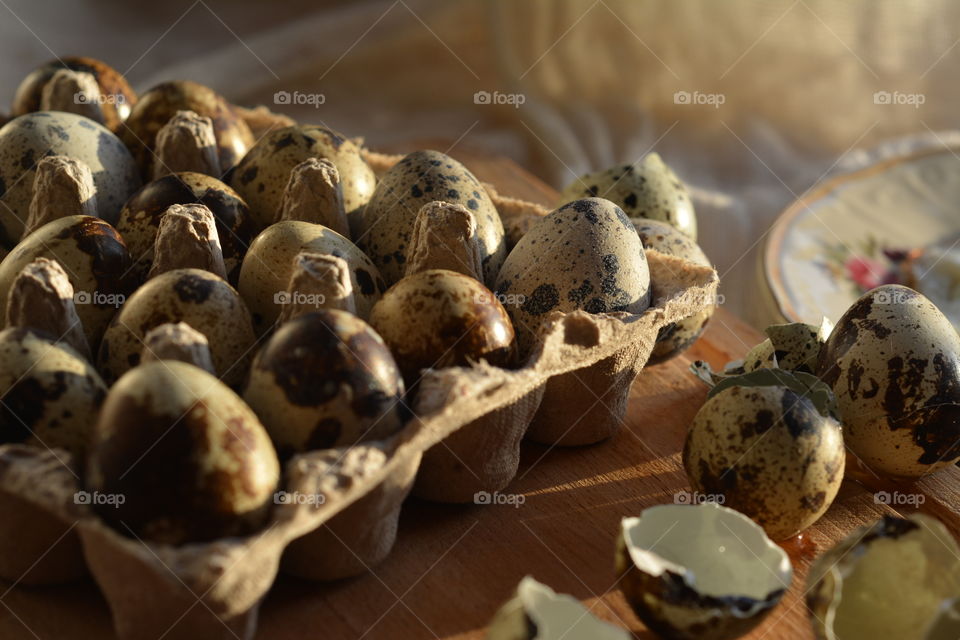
[616,502,792,640]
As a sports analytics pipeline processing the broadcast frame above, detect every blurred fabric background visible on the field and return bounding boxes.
[1,0,956,324]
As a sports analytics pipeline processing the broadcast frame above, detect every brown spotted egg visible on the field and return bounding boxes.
[369,269,515,384]
[228,125,375,231]
[120,81,254,178]
[494,197,651,354]
[817,285,960,479]
[0,112,141,244]
[354,150,506,287]
[0,327,107,458]
[558,153,697,239]
[86,361,279,544]
[683,381,845,540]
[244,309,405,458]
[97,268,256,387]
[0,215,134,348]
[237,221,385,334]
[116,171,256,283]
[635,219,713,364]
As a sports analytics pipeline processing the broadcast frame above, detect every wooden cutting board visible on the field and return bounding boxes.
[2,153,958,640]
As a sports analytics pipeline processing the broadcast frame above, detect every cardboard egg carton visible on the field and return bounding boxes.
[0,147,717,640]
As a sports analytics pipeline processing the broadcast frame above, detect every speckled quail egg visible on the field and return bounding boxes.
[817,285,960,479]
[238,220,385,334]
[0,327,106,458]
[86,360,280,545]
[635,219,713,364]
[244,309,405,459]
[494,197,650,355]
[742,318,833,374]
[369,269,514,384]
[487,575,630,640]
[807,514,960,640]
[11,57,137,131]
[120,81,254,178]
[116,171,256,283]
[354,150,506,287]
[616,503,792,640]
[683,371,845,540]
[0,215,134,348]
[97,268,256,387]
[0,112,141,244]
[557,153,697,239]
[228,124,375,231]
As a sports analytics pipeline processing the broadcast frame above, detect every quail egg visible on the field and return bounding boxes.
[244,309,405,458]
[237,220,385,333]
[121,81,253,178]
[228,124,375,231]
[635,219,713,363]
[86,360,280,545]
[616,503,792,640]
[116,171,256,283]
[0,112,141,244]
[0,215,134,348]
[11,57,137,131]
[0,327,106,458]
[742,318,833,374]
[494,197,650,354]
[97,268,256,387]
[807,514,960,640]
[557,153,697,239]
[817,285,960,479]
[354,150,506,287]
[369,269,515,384]
[683,370,845,539]
[487,576,630,640]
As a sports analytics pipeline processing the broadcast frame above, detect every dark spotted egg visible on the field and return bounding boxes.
[354,150,506,287]
[818,285,960,479]
[494,197,650,354]
[0,112,141,245]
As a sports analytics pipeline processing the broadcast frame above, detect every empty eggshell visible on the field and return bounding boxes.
[616,503,792,640]
[742,318,833,374]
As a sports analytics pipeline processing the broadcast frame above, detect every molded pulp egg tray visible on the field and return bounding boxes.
[0,146,718,640]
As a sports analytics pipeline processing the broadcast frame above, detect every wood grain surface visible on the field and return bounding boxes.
[1,153,957,640]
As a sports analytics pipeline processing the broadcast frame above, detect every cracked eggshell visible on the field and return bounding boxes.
[817,285,960,479]
[616,503,792,640]
[635,219,713,363]
[97,268,256,387]
[0,112,141,244]
[355,150,506,287]
[0,327,106,459]
[743,319,833,374]
[237,220,385,334]
[86,360,280,545]
[369,269,514,384]
[120,81,253,178]
[0,215,134,348]
[487,575,630,640]
[558,153,697,239]
[244,309,405,458]
[807,514,960,640]
[116,171,256,283]
[228,124,375,231]
[494,197,650,355]
[683,380,845,540]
